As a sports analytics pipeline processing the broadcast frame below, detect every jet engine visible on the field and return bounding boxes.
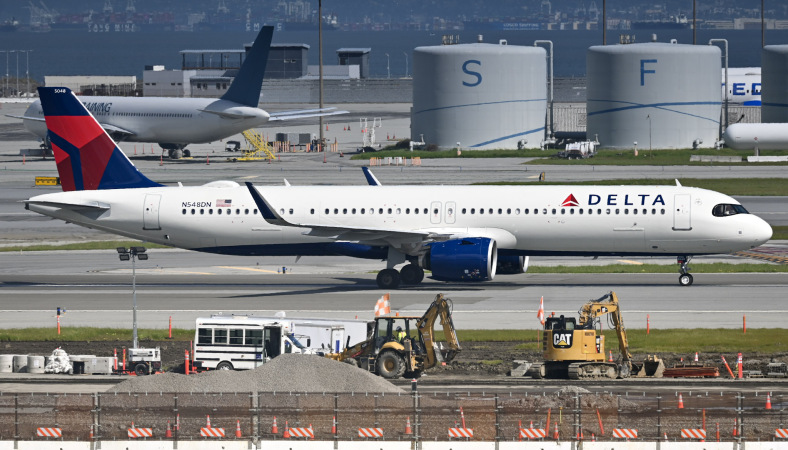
[496,255,529,274]
[424,237,497,282]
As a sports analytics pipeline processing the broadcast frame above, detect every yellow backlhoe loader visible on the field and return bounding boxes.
[532,291,664,379]
[326,293,461,379]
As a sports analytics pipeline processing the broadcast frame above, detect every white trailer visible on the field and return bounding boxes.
[253,315,371,353]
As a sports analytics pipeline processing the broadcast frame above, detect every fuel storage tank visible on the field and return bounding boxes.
[587,43,721,149]
[761,45,788,123]
[412,42,546,150]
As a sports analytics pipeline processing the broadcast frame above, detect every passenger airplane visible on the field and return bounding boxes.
[14,26,345,159]
[26,87,772,288]
[723,67,761,106]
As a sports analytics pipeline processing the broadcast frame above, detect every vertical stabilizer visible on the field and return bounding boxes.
[220,26,274,107]
[37,87,162,191]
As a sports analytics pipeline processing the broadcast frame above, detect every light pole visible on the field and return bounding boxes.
[385,53,390,79]
[14,50,18,97]
[403,51,408,77]
[647,114,652,152]
[117,247,149,349]
[24,50,31,97]
[0,51,5,97]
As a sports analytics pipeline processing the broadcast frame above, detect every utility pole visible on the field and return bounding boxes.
[318,0,324,151]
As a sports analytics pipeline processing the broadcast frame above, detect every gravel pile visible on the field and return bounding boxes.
[109,354,403,394]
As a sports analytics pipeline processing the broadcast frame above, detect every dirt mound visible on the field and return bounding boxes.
[109,354,404,394]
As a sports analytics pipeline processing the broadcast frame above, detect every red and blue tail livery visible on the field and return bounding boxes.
[37,87,161,191]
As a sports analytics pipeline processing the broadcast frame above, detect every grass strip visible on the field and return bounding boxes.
[0,241,172,253]
[6,327,783,354]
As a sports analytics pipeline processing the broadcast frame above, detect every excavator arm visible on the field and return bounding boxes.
[416,294,462,370]
[577,292,633,363]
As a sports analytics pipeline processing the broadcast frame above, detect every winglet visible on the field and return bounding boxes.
[675,179,682,187]
[362,167,382,186]
[245,182,289,226]
[37,87,162,192]
[221,26,274,107]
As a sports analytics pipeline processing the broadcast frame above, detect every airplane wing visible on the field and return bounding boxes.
[269,107,349,121]
[100,122,136,137]
[245,182,449,250]
[5,113,42,121]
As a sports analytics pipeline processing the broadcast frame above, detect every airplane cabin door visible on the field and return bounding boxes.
[430,201,442,224]
[673,194,692,230]
[143,194,162,230]
[445,201,456,224]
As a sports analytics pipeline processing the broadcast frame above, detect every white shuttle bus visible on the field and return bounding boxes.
[193,315,313,371]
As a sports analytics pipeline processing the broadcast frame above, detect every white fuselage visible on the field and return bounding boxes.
[23,96,269,145]
[722,67,761,105]
[26,184,772,258]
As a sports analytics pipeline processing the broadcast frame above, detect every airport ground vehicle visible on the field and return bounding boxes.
[192,315,316,371]
[326,294,461,379]
[127,347,162,376]
[532,291,663,379]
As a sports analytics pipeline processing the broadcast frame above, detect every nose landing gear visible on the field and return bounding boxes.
[677,255,693,286]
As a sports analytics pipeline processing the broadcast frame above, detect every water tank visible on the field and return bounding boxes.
[27,355,45,374]
[412,43,547,150]
[587,43,721,149]
[762,45,788,123]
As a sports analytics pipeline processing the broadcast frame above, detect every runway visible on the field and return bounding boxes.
[0,249,785,331]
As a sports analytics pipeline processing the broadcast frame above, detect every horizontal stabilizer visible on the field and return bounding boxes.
[269,109,349,121]
[25,199,110,211]
[198,109,262,120]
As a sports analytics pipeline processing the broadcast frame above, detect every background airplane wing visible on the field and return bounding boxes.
[269,107,349,121]
[99,122,136,137]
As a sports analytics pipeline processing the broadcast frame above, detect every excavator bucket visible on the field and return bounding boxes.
[634,355,665,377]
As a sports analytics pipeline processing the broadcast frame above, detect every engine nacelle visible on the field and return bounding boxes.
[496,255,529,274]
[424,237,497,282]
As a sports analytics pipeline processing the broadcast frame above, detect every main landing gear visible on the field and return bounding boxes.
[376,264,425,289]
[677,255,693,286]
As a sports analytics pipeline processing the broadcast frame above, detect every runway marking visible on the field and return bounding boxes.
[617,259,645,265]
[218,266,280,274]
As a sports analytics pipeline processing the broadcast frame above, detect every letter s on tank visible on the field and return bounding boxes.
[462,60,482,87]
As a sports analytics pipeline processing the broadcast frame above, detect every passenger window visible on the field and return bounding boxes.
[435,208,440,215]
[310,208,315,214]
[227,209,231,215]
[182,208,187,215]
[561,209,565,215]
[462,208,467,214]
[661,209,666,214]
[379,208,384,214]
[624,209,629,214]
[325,208,329,214]
[632,209,637,215]
[507,208,511,214]
[388,208,393,214]
[200,209,205,215]
[516,208,521,214]
[245,329,263,346]
[361,208,365,214]
[480,209,485,215]
[498,208,503,214]
[229,329,243,345]
[343,208,347,214]
[218,209,222,215]
[334,208,339,214]
[615,209,620,214]
[197,328,211,345]
[253,209,257,214]
[289,208,294,214]
[406,208,410,214]
[551,209,556,215]
[572,209,576,214]
[352,208,356,214]
[488,208,493,214]
[423,208,428,214]
[471,208,475,214]
[245,209,250,214]
[191,209,195,215]
[236,209,240,215]
[213,328,227,344]
[606,209,611,214]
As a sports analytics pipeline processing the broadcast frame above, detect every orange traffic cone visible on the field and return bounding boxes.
[325,124,329,131]
[732,418,738,437]
[160,154,163,166]
[206,415,211,427]
[89,424,94,440]
[766,393,772,410]
[678,393,684,409]
[22,155,25,165]
[272,416,278,434]
[608,350,613,362]
[206,155,210,165]
[695,352,699,362]
[309,424,314,440]
[236,420,242,438]
[553,421,559,440]
[664,432,668,441]
[283,421,290,438]
[332,415,337,434]
[165,421,172,438]
[592,432,596,441]
[518,420,523,441]
[405,416,412,435]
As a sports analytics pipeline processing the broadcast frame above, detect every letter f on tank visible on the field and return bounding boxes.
[640,59,657,86]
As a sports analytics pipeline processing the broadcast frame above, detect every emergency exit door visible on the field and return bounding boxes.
[142,194,161,230]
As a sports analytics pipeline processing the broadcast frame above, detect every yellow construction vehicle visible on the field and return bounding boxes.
[532,291,663,379]
[326,294,461,379]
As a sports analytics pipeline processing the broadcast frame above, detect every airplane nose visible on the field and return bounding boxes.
[750,217,773,247]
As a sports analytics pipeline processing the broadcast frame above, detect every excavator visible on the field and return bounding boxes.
[325,293,461,379]
[531,291,664,380]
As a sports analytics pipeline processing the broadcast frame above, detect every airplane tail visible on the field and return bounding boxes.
[220,26,273,107]
[37,87,162,191]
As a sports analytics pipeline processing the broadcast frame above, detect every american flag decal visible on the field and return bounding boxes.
[217,199,232,207]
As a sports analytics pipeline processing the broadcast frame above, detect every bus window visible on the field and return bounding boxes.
[197,328,212,345]
[213,328,227,344]
[229,329,243,345]
[245,329,263,346]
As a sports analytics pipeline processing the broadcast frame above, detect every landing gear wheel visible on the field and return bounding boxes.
[400,264,424,285]
[376,350,405,379]
[677,255,693,286]
[679,273,694,286]
[168,149,183,159]
[134,363,149,376]
[376,268,401,289]
[216,361,233,371]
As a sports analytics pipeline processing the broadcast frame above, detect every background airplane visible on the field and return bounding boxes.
[14,26,346,159]
[26,87,772,289]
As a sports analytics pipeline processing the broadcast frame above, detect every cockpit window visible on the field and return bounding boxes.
[712,203,749,217]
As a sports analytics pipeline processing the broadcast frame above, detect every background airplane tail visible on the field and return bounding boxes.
[37,87,162,191]
[220,26,273,107]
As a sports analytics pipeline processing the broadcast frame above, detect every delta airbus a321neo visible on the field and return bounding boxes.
[26,87,772,288]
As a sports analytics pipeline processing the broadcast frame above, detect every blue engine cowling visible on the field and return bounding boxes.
[496,255,529,274]
[424,237,497,282]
